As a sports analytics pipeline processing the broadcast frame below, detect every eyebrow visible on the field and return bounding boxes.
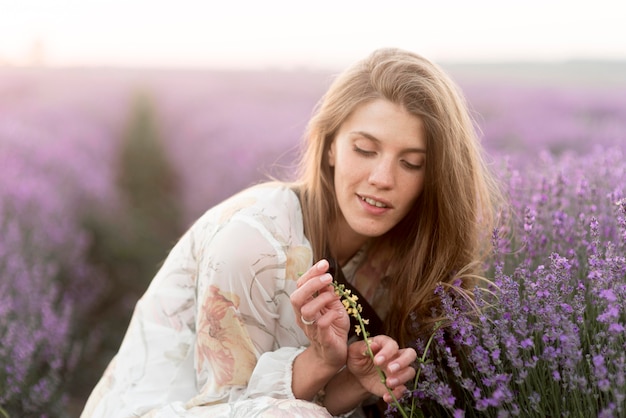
[351,131,427,154]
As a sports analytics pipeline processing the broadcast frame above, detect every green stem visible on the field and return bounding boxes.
[409,322,440,417]
[0,406,9,418]
[359,316,408,418]
[334,283,409,418]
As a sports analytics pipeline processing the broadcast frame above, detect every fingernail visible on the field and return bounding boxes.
[375,355,385,364]
[320,273,332,283]
[388,363,399,373]
[316,259,328,271]
[386,377,398,387]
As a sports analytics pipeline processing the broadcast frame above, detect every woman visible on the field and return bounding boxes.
[82,48,501,417]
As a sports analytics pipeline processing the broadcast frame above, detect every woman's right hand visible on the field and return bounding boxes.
[290,259,350,370]
[346,335,417,402]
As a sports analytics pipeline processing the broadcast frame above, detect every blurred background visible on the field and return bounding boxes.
[1,0,625,416]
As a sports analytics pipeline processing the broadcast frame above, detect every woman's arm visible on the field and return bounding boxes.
[321,367,371,415]
[188,218,316,406]
[83,187,326,417]
[290,259,352,400]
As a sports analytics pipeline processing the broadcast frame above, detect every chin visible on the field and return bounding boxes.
[351,222,393,239]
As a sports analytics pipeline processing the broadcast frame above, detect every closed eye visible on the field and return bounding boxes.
[353,145,375,156]
[402,160,423,170]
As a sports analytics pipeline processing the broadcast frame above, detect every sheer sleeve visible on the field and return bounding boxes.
[81,184,343,418]
[185,218,311,407]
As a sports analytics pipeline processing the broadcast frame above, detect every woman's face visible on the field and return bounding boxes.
[328,98,426,248]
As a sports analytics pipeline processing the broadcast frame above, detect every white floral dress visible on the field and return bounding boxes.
[81,182,389,418]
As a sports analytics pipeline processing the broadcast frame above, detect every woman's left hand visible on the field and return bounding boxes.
[346,335,417,403]
[290,259,351,370]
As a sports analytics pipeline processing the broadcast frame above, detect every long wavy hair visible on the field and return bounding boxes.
[293,48,503,346]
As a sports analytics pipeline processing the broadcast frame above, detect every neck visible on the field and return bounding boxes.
[328,219,370,266]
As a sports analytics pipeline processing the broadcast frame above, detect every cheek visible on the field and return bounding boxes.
[339,145,369,171]
[415,179,426,198]
[332,149,352,178]
[404,177,425,206]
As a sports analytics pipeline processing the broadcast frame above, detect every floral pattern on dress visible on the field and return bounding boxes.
[81,183,363,418]
[285,245,313,281]
[196,284,258,387]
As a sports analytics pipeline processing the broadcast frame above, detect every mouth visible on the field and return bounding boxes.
[359,195,390,208]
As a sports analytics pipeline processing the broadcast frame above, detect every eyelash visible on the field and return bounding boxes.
[353,146,423,171]
[354,146,375,156]
[402,161,422,170]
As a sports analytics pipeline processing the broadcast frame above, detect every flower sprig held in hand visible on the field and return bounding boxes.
[331,281,410,418]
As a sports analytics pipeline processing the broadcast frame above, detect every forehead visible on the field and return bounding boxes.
[339,99,426,150]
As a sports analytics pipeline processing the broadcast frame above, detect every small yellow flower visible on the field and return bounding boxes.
[330,279,407,418]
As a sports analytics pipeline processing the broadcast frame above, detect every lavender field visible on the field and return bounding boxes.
[1,63,625,417]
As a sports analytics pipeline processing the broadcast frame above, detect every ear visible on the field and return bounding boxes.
[328,141,336,167]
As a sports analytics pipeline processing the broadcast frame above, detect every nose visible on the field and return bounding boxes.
[368,158,395,189]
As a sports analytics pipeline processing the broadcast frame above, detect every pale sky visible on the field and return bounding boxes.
[1,0,625,70]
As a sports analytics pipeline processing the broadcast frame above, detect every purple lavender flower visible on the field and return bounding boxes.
[1,72,127,415]
[400,143,626,417]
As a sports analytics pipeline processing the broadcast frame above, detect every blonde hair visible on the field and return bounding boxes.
[293,48,502,345]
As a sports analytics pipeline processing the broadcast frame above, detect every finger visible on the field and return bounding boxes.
[383,385,408,403]
[314,308,346,329]
[385,348,417,374]
[385,366,416,389]
[296,272,334,302]
[296,259,329,288]
[299,288,341,321]
[348,339,371,358]
[367,339,382,354]
[291,272,333,312]
[370,336,399,366]
[317,310,350,328]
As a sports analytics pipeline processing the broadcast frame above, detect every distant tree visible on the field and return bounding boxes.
[72,91,184,405]
[113,91,184,290]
